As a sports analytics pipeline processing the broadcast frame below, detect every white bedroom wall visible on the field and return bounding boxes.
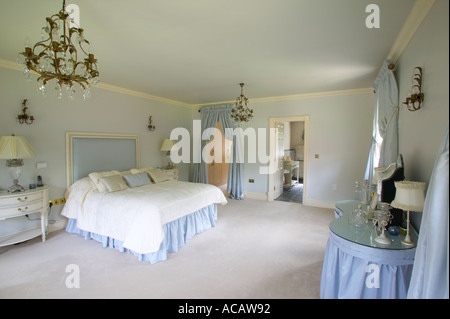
[242,91,375,207]
[396,0,449,184]
[0,67,193,236]
[395,0,449,229]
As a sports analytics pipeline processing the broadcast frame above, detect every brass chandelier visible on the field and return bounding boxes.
[231,83,253,123]
[17,0,99,100]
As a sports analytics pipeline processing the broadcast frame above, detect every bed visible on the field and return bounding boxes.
[61,132,228,264]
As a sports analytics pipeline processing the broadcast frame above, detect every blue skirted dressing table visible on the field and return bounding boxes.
[320,200,417,299]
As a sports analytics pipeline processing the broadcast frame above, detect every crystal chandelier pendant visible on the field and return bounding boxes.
[231,83,253,124]
[17,0,99,100]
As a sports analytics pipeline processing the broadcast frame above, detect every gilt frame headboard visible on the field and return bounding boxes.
[65,132,140,189]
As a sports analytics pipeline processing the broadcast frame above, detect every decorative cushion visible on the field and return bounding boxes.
[88,170,121,192]
[99,174,129,192]
[123,173,153,187]
[148,168,170,183]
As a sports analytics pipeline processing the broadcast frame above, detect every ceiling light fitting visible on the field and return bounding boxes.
[231,83,253,123]
[16,0,99,100]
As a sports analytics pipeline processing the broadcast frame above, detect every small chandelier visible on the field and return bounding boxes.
[231,83,253,123]
[16,0,99,100]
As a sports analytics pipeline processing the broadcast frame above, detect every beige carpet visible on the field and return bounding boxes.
[0,198,334,299]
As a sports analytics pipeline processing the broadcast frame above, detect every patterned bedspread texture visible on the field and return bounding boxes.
[61,177,227,254]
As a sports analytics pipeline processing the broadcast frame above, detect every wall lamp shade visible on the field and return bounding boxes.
[391,181,426,246]
[0,135,35,192]
[160,139,175,152]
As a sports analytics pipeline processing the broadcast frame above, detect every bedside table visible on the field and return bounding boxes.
[0,186,49,247]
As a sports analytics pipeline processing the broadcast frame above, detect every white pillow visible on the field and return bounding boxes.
[88,170,120,192]
[99,174,129,192]
[148,168,170,183]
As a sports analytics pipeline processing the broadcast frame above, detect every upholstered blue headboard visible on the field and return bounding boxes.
[65,132,140,188]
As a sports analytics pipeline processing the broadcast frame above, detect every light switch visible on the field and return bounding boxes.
[36,162,47,169]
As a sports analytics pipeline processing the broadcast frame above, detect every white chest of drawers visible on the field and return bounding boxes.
[0,186,49,247]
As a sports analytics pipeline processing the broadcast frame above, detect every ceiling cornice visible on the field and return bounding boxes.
[97,82,192,108]
[387,0,436,63]
[193,88,374,108]
[0,58,191,108]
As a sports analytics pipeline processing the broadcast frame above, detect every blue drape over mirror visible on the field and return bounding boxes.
[193,104,243,200]
[408,123,449,299]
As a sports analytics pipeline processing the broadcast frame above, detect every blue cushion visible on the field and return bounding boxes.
[123,173,152,187]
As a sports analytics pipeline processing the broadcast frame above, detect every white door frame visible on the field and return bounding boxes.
[267,115,310,205]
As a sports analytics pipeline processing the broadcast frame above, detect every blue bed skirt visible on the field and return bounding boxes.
[65,204,217,264]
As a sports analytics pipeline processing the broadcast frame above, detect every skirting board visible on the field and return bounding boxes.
[304,199,336,209]
[244,192,268,201]
[244,192,335,209]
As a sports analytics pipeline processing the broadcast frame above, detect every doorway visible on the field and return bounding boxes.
[207,122,232,195]
[268,115,309,204]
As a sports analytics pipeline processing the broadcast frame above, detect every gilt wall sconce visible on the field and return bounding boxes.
[17,99,35,125]
[403,67,424,111]
[148,116,155,131]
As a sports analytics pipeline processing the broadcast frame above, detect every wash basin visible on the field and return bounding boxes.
[283,160,299,170]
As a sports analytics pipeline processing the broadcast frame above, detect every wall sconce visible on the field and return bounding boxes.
[403,67,424,111]
[148,116,155,131]
[17,99,35,125]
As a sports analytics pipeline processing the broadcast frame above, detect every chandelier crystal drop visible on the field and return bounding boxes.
[231,83,253,123]
[16,0,99,100]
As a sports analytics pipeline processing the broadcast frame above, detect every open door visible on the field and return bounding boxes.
[267,120,285,200]
[268,115,309,203]
[207,122,231,189]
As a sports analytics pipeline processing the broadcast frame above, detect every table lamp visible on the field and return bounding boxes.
[0,135,36,192]
[160,138,175,169]
[390,181,425,246]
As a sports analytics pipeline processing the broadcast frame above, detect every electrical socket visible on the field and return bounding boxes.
[49,198,66,206]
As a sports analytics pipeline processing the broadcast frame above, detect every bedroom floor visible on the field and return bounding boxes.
[0,198,333,299]
[276,182,303,203]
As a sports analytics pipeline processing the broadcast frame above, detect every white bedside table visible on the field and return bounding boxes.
[0,186,49,247]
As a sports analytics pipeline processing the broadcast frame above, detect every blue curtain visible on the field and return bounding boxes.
[192,104,243,200]
[365,60,399,183]
[407,123,449,299]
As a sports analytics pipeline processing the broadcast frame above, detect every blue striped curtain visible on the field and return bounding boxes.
[192,104,243,199]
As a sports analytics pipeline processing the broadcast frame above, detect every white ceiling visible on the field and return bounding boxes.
[0,0,417,106]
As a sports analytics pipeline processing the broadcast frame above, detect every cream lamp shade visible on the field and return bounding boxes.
[160,139,175,152]
[391,181,426,212]
[391,180,425,246]
[0,135,36,160]
[0,135,35,192]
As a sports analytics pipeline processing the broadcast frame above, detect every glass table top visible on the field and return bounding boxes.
[331,200,418,250]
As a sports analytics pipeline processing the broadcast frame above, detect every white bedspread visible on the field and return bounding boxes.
[62,178,227,254]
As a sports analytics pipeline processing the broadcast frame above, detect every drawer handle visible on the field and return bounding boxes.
[18,207,29,212]
[17,196,28,202]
